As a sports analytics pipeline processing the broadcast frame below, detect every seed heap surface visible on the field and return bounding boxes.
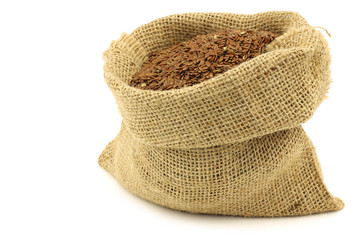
[130,29,279,90]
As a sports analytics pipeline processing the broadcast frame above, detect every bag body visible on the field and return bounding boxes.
[99,11,344,216]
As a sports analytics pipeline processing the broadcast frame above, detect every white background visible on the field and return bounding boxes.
[1,0,359,239]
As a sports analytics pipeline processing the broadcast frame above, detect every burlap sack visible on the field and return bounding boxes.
[99,11,344,216]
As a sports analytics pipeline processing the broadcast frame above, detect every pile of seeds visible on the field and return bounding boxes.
[129,29,279,91]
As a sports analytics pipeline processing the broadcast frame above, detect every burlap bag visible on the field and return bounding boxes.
[99,11,344,216]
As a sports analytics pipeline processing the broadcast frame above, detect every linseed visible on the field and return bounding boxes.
[130,29,279,91]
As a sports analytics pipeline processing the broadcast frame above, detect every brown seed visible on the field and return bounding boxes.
[129,29,279,91]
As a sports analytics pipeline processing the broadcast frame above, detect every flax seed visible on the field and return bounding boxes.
[130,29,279,90]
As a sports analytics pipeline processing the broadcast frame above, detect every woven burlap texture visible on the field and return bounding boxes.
[99,11,344,216]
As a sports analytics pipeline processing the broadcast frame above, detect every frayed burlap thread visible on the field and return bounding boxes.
[99,11,344,216]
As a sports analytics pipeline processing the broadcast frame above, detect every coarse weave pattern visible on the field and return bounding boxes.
[99,11,344,216]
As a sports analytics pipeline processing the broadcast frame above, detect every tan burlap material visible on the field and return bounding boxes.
[99,11,344,216]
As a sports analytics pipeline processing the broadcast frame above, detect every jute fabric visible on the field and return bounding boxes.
[99,11,344,216]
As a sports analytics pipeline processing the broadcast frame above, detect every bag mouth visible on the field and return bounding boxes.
[102,11,329,149]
